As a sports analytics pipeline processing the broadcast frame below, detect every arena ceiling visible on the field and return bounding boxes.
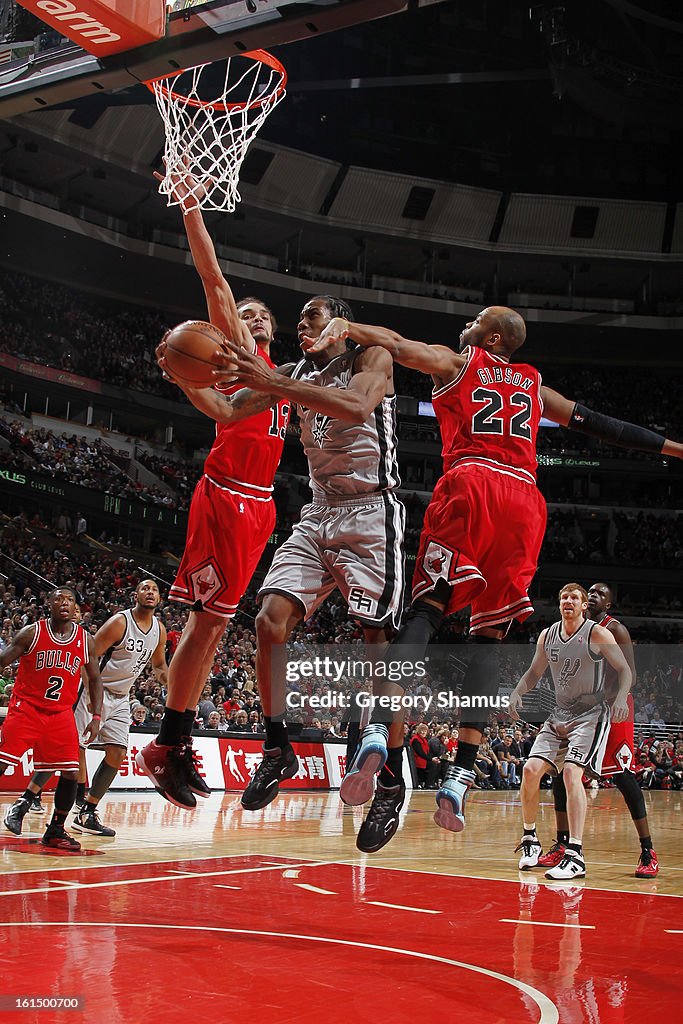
[1,0,682,298]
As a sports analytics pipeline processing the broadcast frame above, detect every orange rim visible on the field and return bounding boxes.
[144,49,286,113]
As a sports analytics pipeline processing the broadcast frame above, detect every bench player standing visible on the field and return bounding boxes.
[538,581,659,878]
[136,171,290,808]
[305,306,683,852]
[510,583,631,880]
[1,587,102,851]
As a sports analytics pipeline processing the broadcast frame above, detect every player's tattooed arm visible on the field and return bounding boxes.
[156,338,295,424]
[220,361,297,424]
[302,318,465,389]
[0,624,37,669]
[228,341,391,423]
[541,386,682,458]
[508,630,549,720]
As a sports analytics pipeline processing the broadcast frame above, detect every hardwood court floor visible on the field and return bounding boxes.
[1,788,681,1023]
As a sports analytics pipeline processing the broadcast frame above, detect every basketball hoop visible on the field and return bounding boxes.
[146,50,286,213]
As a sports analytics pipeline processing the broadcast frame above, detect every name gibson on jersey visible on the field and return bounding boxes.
[477,366,535,390]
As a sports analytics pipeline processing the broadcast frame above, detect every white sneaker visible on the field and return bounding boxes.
[545,850,586,880]
[516,836,543,870]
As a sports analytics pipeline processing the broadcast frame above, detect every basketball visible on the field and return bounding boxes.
[162,320,231,387]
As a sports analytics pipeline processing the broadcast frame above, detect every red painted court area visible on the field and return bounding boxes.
[1,855,681,1023]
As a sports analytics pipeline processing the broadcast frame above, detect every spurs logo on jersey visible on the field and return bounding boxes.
[291,348,400,499]
[544,619,604,713]
[311,413,332,447]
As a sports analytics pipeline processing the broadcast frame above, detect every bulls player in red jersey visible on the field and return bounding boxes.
[306,306,683,851]
[538,581,659,878]
[136,168,291,808]
[0,587,102,851]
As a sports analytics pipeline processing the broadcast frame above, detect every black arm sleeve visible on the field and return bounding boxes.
[569,403,666,455]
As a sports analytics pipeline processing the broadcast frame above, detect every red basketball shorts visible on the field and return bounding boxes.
[170,474,276,619]
[0,697,80,772]
[412,464,547,632]
[601,694,635,776]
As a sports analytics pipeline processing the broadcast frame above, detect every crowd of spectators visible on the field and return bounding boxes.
[0,495,680,780]
[134,449,197,508]
[633,735,683,790]
[0,414,192,511]
[540,507,683,569]
[1,268,681,445]
[0,269,173,397]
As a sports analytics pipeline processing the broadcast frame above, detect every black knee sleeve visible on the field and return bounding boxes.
[31,770,54,791]
[54,776,78,815]
[614,770,647,821]
[552,771,567,813]
[370,600,446,726]
[459,635,501,727]
[398,599,445,650]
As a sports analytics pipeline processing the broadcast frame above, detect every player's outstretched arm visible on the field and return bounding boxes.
[303,317,464,382]
[155,163,253,352]
[156,334,294,424]
[508,631,548,720]
[228,342,392,423]
[541,386,683,459]
[182,208,254,351]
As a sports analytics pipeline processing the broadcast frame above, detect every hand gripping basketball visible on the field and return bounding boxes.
[157,321,237,389]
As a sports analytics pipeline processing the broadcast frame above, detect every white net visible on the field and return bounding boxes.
[148,50,286,213]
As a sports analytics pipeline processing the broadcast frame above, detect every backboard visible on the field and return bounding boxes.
[0,0,406,117]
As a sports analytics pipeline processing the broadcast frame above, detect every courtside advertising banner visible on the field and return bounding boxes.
[0,734,414,792]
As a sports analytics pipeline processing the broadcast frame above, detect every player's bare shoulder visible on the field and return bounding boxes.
[588,622,616,649]
[353,345,393,378]
[11,622,39,653]
[430,346,468,391]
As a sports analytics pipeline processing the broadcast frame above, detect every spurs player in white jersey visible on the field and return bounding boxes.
[509,582,631,879]
[69,580,168,836]
[222,295,405,811]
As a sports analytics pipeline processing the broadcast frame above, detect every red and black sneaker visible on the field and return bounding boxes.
[635,848,659,878]
[181,736,211,798]
[537,841,567,869]
[41,825,81,852]
[135,739,197,810]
